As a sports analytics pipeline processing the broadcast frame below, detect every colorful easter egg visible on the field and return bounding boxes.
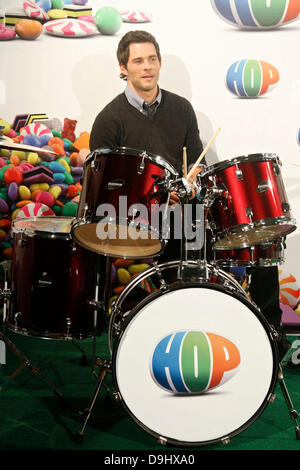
[15,19,43,39]
[16,202,54,219]
[0,24,17,40]
[210,0,300,29]
[94,7,122,35]
[226,60,279,97]
[23,0,49,21]
[151,331,240,393]
[19,122,52,143]
[120,10,152,23]
[43,18,98,37]
[279,269,300,308]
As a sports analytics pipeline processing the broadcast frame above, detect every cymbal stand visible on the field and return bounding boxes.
[0,269,65,404]
[76,357,112,442]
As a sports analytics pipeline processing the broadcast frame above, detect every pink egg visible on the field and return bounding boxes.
[35,191,55,207]
[0,25,17,40]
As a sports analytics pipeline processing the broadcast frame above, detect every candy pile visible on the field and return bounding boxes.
[0,1,124,40]
[0,114,90,262]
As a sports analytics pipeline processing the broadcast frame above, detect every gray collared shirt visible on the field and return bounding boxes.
[125,85,162,116]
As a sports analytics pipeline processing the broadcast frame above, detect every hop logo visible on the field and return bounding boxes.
[211,0,300,29]
[151,331,240,394]
[226,60,279,97]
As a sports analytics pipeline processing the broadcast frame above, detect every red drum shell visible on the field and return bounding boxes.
[74,148,177,259]
[8,217,110,339]
[202,154,296,249]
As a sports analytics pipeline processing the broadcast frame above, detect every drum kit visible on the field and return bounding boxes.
[0,138,300,447]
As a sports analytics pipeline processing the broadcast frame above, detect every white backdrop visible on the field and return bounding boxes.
[1,0,300,283]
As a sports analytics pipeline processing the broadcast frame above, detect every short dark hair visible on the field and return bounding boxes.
[117,30,161,80]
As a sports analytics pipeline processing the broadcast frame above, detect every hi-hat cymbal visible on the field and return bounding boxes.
[0,139,60,156]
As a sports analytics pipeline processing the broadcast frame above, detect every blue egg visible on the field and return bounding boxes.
[53,173,66,184]
[23,134,41,147]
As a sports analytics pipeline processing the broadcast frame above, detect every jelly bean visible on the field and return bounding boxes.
[11,150,27,161]
[61,201,78,217]
[66,185,78,198]
[49,185,62,199]
[8,182,19,201]
[53,173,65,184]
[2,248,12,259]
[117,268,131,285]
[58,158,71,173]
[113,259,135,269]
[35,191,55,207]
[0,219,11,230]
[4,166,23,184]
[128,264,150,274]
[19,185,32,200]
[52,204,62,215]
[11,209,20,219]
[0,157,7,168]
[27,152,40,165]
[16,200,32,208]
[113,285,125,294]
[0,229,6,241]
[0,198,8,213]
[48,161,65,173]
[31,190,41,201]
[64,172,73,185]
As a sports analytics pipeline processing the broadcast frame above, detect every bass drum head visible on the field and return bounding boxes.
[113,283,278,446]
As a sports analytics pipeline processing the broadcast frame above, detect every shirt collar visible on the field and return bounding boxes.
[125,84,162,114]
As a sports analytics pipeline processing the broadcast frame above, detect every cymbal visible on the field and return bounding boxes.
[0,139,60,156]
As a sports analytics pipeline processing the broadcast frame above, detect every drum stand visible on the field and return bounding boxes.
[75,178,300,444]
[0,271,65,405]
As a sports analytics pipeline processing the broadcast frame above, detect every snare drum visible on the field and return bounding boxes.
[110,260,278,446]
[201,154,296,250]
[73,147,178,259]
[8,217,110,340]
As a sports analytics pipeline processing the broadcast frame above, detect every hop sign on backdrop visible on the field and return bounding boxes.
[211,0,300,29]
[226,60,279,97]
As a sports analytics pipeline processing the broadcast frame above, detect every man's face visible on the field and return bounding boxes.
[120,42,161,97]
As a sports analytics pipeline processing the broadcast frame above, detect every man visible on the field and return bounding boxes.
[90,30,203,204]
[89,30,289,362]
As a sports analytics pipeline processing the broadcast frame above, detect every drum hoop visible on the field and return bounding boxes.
[111,280,279,447]
[214,216,297,250]
[201,153,280,177]
[12,216,74,239]
[85,147,178,177]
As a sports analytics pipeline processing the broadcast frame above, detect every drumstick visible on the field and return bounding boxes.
[187,127,222,180]
[183,147,188,179]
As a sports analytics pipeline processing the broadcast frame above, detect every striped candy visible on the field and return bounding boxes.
[279,269,300,308]
[211,0,300,29]
[16,202,55,219]
[19,123,52,143]
[23,0,49,21]
[43,18,98,36]
[120,10,152,23]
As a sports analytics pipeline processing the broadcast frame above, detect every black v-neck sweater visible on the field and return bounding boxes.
[90,89,203,174]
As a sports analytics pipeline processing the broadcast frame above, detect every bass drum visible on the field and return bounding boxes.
[110,261,278,447]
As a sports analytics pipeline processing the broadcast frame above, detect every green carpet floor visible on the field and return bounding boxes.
[0,327,300,453]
